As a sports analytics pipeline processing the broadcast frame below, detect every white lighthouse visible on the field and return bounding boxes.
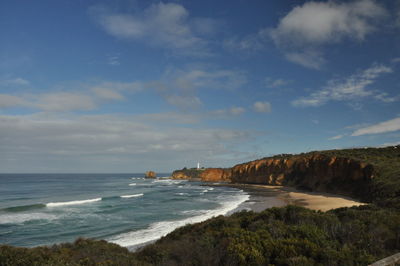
[197,162,200,169]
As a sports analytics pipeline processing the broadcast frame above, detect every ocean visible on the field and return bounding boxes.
[0,174,249,250]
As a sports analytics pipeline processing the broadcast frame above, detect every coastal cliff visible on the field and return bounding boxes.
[171,167,230,181]
[171,146,399,206]
[2,146,399,265]
[171,168,204,180]
[199,168,231,182]
[172,151,380,202]
[230,154,374,199]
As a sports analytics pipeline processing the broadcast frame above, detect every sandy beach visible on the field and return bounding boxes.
[217,183,366,213]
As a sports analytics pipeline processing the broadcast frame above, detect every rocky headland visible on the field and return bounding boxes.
[172,146,400,206]
[2,145,399,265]
[172,154,374,199]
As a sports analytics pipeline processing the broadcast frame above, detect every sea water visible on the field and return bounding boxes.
[0,174,249,250]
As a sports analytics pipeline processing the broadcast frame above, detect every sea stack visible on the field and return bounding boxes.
[145,171,156,178]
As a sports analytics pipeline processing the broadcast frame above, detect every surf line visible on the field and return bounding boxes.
[46,198,101,207]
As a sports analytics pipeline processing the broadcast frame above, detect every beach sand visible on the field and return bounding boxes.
[217,183,366,213]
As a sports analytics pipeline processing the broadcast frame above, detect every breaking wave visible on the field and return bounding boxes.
[46,198,101,207]
[120,194,143,199]
[107,192,249,250]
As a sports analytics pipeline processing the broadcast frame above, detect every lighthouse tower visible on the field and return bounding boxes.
[197,162,200,169]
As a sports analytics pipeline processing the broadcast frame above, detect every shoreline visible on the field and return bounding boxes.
[209,183,366,213]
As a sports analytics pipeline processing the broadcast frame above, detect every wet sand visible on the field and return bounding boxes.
[213,183,366,213]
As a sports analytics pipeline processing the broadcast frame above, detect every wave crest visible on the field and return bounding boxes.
[46,198,101,207]
[120,194,143,199]
[108,192,249,250]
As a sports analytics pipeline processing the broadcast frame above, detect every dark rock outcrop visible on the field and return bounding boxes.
[145,171,156,178]
[172,168,203,180]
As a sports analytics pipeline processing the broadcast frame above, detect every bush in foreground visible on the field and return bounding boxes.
[1,205,399,265]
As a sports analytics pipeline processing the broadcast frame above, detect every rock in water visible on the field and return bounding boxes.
[145,171,156,178]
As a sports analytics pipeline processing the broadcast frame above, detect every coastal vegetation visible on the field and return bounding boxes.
[1,145,400,265]
[267,145,400,209]
[320,146,400,209]
[171,167,205,179]
[1,205,399,265]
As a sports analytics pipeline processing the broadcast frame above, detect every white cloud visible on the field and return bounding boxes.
[0,113,251,172]
[91,87,124,100]
[224,34,265,52]
[165,94,203,109]
[0,77,30,86]
[328,134,344,140]
[269,0,387,68]
[92,2,215,55]
[92,81,143,93]
[230,107,246,115]
[151,66,247,109]
[265,77,290,88]
[33,92,97,112]
[107,55,120,66]
[271,0,386,45]
[0,81,141,112]
[374,92,400,103]
[0,94,26,108]
[292,64,393,107]
[284,50,326,70]
[210,107,246,117]
[137,112,201,125]
[392,57,400,63]
[253,101,271,113]
[223,28,271,52]
[351,117,400,136]
[0,92,96,111]
[191,17,222,36]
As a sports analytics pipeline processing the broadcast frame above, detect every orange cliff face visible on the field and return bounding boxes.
[199,168,231,182]
[229,154,374,198]
[171,171,191,179]
[170,154,374,200]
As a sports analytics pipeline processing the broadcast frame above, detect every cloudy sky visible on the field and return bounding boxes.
[1,0,400,173]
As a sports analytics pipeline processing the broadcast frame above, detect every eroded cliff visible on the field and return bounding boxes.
[199,168,231,182]
[171,153,375,200]
[172,168,203,180]
[230,154,374,199]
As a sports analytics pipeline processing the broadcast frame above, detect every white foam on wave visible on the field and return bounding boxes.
[181,209,208,215]
[107,192,250,249]
[120,193,144,199]
[0,213,58,224]
[129,183,136,186]
[152,179,185,185]
[199,187,214,192]
[152,179,171,183]
[46,198,101,207]
[175,192,189,196]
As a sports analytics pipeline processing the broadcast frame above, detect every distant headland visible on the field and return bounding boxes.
[172,145,400,209]
[2,145,399,265]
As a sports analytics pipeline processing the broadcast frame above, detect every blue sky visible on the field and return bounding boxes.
[1,0,400,173]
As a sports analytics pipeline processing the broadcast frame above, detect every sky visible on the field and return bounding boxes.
[1,0,400,173]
